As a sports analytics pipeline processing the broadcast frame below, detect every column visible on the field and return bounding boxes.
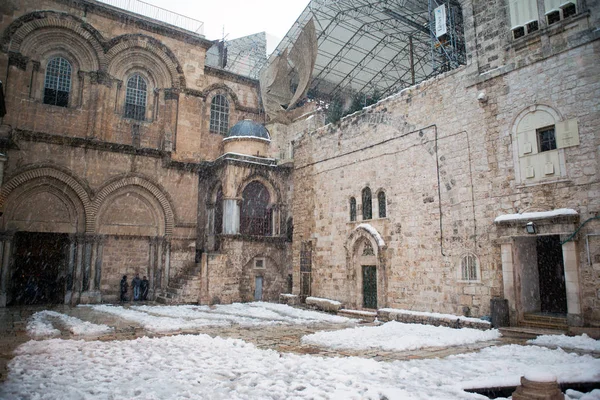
[562,240,582,326]
[64,238,76,304]
[156,239,163,289]
[222,198,240,234]
[0,236,10,307]
[94,238,103,291]
[164,241,171,287]
[500,241,517,325]
[82,237,93,292]
[72,235,84,305]
[148,239,156,299]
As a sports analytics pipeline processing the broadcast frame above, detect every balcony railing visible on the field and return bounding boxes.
[98,0,204,35]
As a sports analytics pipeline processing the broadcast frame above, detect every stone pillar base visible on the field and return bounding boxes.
[512,375,564,400]
[567,313,583,327]
[79,291,102,304]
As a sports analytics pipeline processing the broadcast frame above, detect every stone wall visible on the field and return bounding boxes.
[291,1,600,323]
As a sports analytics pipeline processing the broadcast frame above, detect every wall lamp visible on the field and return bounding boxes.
[526,221,537,234]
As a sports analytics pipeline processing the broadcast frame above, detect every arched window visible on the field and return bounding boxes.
[362,187,372,220]
[214,187,223,234]
[460,253,479,282]
[210,94,230,134]
[44,57,72,107]
[349,197,357,221]
[125,74,147,121]
[378,191,386,218]
[241,181,271,236]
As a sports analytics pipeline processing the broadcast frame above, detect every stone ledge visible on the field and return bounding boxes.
[305,297,342,313]
[378,308,491,330]
[279,293,300,306]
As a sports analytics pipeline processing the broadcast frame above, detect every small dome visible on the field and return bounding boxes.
[225,119,270,140]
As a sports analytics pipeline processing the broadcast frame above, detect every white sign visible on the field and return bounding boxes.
[435,4,447,38]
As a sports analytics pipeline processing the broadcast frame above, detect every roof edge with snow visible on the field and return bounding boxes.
[494,208,578,224]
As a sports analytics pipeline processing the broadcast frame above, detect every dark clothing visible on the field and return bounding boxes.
[141,279,149,301]
[120,278,129,302]
[132,276,142,301]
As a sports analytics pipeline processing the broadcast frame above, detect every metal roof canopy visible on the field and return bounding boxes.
[268,0,465,101]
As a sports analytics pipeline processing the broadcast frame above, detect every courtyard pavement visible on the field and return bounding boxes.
[0,302,532,384]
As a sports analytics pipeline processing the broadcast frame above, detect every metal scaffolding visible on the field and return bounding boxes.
[266,0,466,103]
[206,32,268,80]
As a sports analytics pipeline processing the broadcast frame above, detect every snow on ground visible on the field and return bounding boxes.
[89,304,231,332]
[302,321,501,352]
[1,336,597,400]
[528,334,600,352]
[89,302,352,333]
[565,389,600,400]
[27,310,113,338]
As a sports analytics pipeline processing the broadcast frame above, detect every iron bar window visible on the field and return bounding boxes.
[44,57,71,107]
[125,74,147,121]
[210,94,230,134]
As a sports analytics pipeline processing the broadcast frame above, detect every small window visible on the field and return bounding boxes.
[44,57,72,107]
[350,197,357,221]
[254,258,265,269]
[378,191,386,218]
[526,20,539,33]
[362,188,372,220]
[210,94,230,135]
[562,2,576,18]
[537,126,556,152]
[546,10,560,25]
[512,26,525,39]
[124,74,147,121]
[460,254,479,281]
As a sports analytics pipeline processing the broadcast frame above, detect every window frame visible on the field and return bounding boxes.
[210,94,230,135]
[509,0,580,40]
[362,187,372,220]
[254,258,266,269]
[350,197,357,222]
[43,56,72,108]
[537,125,557,153]
[124,73,148,121]
[458,253,480,283]
[377,191,387,218]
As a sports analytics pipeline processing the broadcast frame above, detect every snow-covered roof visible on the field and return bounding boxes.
[356,223,386,247]
[494,208,578,223]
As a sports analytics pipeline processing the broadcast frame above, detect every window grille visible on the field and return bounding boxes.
[461,254,478,281]
[44,57,72,107]
[362,187,372,220]
[378,191,386,218]
[350,197,357,221]
[537,126,556,152]
[125,74,147,121]
[240,181,271,236]
[210,94,230,134]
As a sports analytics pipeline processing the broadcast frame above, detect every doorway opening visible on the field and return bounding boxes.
[536,235,567,314]
[9,232,70,305]
[254,276,263,301]
[362,265,377,309]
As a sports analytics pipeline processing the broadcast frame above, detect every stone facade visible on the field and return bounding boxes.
[287,0,600,327]
[0,0,288,307]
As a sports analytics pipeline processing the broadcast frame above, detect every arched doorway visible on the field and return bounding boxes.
[346,225,386,310]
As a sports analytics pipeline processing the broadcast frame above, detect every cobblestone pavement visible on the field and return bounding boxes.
[0,303,535,384]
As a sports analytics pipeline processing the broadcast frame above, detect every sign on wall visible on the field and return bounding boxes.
[435,4,447,38]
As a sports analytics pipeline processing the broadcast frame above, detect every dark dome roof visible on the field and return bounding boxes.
[225,119,270,140]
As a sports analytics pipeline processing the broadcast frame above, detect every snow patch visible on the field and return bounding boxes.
[27,310,113,338]
[494,208,578,223]
[302,320,500,352]
[356,223,385,246]
[528,334,600,352]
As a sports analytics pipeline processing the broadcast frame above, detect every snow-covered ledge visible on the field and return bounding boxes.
[305,296,342,312]
[494,208,578,224]
[356,223,385,246]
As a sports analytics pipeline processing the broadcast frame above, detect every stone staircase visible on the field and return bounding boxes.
[155,263,202,305]
[521,313,569,331]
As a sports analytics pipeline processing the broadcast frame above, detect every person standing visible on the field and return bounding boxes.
[132,273,142,301]
[120,275,128,302]
[141,276,149,301]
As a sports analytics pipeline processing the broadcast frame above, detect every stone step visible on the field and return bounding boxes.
[338,309,377,321]
[521,320,568,331]
[499,327,567,339]
[523,313,567,325]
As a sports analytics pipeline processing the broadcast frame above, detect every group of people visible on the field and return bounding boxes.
[119,274,149,302]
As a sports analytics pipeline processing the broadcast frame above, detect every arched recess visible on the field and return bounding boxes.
[106,34,184,89]
[1,11,106,69]
[0,167,92,233]
[236,174,281,206]
[201,83,242,109]
[345,224,387,309]
[91,176,175,237]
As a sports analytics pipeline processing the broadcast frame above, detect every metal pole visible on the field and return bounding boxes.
[409,36,415,85]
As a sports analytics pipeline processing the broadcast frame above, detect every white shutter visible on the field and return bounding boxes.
[544,0,562,12]
[510,0,539,27]
[555,119,580,148]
